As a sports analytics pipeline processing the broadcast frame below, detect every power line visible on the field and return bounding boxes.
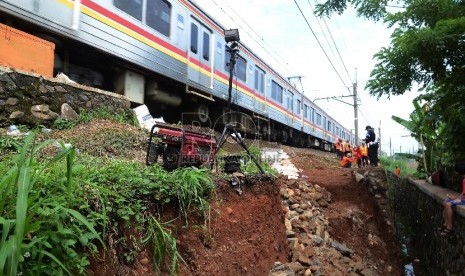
[318,9,353,83]
[293,0,351,94]
[307,0,352,84]
[220,0,292,72]
[206,0,292,76]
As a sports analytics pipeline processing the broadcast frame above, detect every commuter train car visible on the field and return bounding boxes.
[0,0,354,150]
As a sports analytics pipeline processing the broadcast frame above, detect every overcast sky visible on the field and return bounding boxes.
[193,0,419,155]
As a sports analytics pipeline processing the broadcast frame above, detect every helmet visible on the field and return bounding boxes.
[365,125,372,130]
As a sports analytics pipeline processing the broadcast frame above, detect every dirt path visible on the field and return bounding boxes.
[288,146,403,275]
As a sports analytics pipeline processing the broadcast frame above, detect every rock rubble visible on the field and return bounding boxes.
[269,177,372,276]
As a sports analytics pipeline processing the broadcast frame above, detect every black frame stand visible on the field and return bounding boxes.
[216,40,265,174]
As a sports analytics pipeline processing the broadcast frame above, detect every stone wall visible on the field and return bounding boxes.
[386,173,465,276]
[0,67,131,127]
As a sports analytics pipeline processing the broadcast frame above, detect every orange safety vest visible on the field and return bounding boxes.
[361,145,368,156]
[340,156,353,167]
[344,143,351,153]
[335,141,341,151]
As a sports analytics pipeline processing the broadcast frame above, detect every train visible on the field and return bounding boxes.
[0,0,355,150]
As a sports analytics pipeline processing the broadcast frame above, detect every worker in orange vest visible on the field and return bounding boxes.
[395,166,401,176]
[340,140,347,156]
[353,145,362,168]
[340,153,354,168]
[361,142,369,167]
[335,138,343,160]
[344,140,351,156]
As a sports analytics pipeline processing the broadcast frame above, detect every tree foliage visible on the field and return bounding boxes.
[316,0,465,162]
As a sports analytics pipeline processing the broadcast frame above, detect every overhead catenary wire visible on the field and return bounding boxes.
[307,0,353,85]
[207,0,293,76]
[293,0,352,95]
[314,5,353,83]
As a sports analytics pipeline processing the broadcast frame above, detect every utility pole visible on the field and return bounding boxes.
[313,69,359,144]
[353,81,358,145]
[389,136,392,157]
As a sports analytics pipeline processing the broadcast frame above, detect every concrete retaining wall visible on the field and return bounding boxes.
[387,173,465,276]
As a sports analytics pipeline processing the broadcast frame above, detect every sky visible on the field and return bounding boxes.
[192,0,419,155]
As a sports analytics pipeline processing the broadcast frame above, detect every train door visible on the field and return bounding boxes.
[188,18,213,89]
[323,116,327,138]
[253,65,266,114]
[285,90,293,126]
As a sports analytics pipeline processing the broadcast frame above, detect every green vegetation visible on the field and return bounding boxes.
[53,118,75,130]
[240,146,278,175]
[379,156,420,178]
[0,129,215,275]
[316,0,465,175]
[0,135,23,152]
[77,106,137,126]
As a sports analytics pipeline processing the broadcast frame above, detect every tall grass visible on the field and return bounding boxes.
[143,216,185,275]
[0,132,102,275]
[170,167,215,224]
[0,130,216,274]
[379,156,418,177]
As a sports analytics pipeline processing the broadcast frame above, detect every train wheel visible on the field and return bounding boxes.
[281,130,288,144]
[163,147,180,171]
[197,104,209,123]
[299,135,306,148]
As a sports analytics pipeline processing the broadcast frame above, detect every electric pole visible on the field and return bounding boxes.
[353,81,358,145]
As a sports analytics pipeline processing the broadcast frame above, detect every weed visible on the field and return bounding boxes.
[240,146,278,175]
[0,124,216,274]
[143,216,185,275]
[0,132,102,275]
[379,156,417,176]
[169,167,215,224]
[53,118,75,130]
[77,106,135,125]
[0,135,22,152]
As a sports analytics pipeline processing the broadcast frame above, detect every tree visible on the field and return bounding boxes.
[391,99,445,174]
[316,0,465,161]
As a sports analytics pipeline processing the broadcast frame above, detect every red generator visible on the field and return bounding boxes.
[146,123,217,170]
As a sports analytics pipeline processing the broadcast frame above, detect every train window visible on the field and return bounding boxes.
[328,121,332,131]
[296,99,301,114]
[177,14,184,29]
[190,23,198,54]
[146,0,171,36]
[271,81,283,103]
[304,104,308,118]
[335,126,339,135]
[310,107,315,122]
[254,66,265,94]
[202,31,210,61]
[286,92,293,112]
[316,113,321,125]
[216,41,222,54]
[236,55,246,81]
[114,0,143,21]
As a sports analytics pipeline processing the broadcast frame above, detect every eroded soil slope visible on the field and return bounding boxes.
[32,120,402,275]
